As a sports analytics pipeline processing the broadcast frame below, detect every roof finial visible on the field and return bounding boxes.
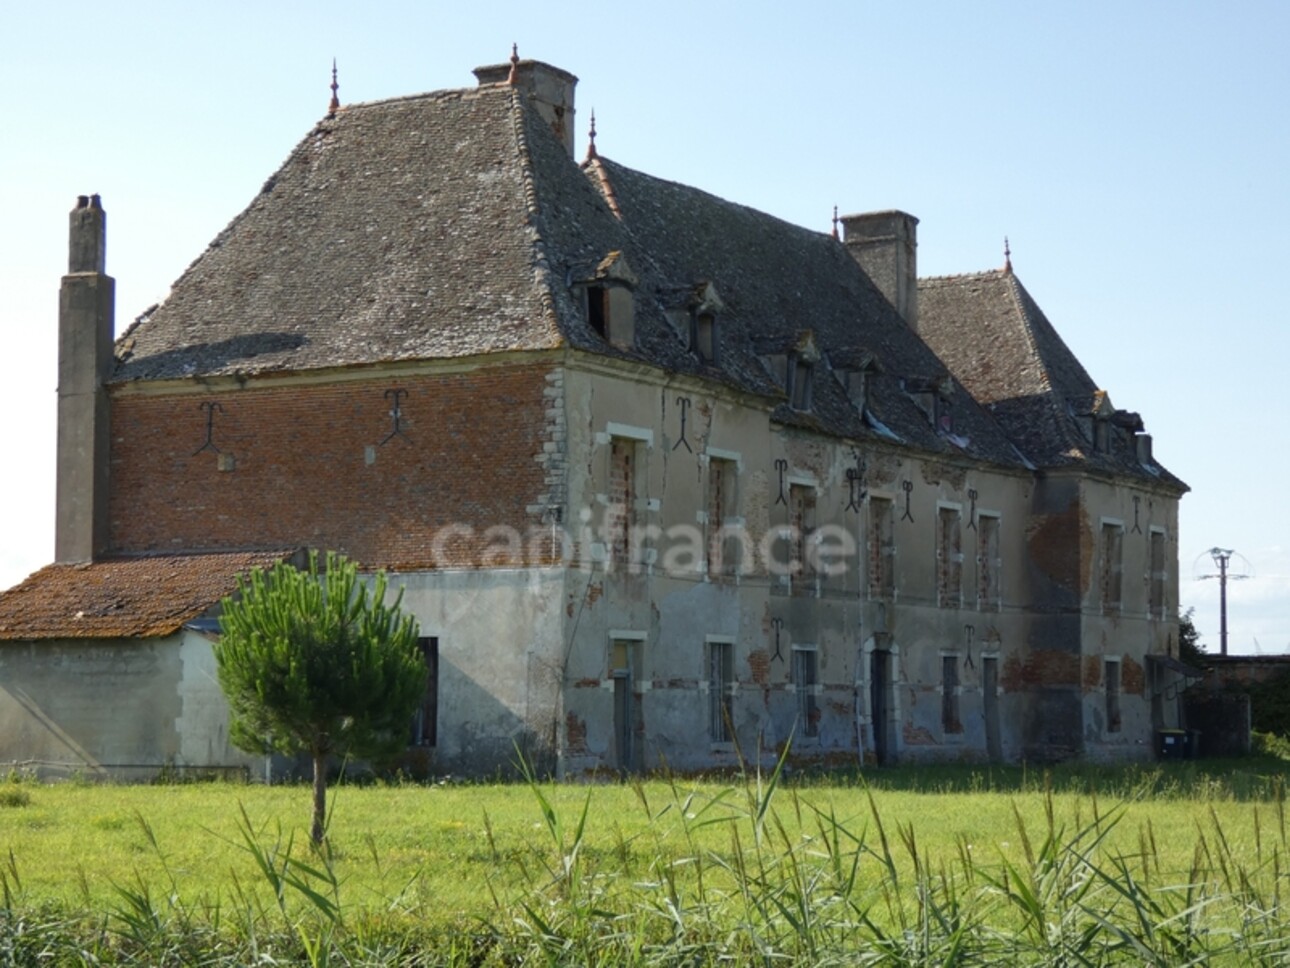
[328,58,340,116]
[508,43,520,85]
[831,205,840,241]
[1003,236,1012,273]
[585,110,598,161]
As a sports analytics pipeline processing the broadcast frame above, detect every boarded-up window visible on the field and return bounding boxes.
[869,497,895,599]
[937,507,962,608]
[1101,523,1124,614]
[942,654,962,734]
[608,437,637,570]
[1149,530,1166,619]
[410,637,439,747]
[789,484,816,593]
[977,514,1001,610]
[707,458,737,577]
[792,647,820,738]
[1105,658,1122,733]
[707,640,734,742]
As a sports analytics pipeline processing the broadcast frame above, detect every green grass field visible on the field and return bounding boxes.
[3,757,1290,964]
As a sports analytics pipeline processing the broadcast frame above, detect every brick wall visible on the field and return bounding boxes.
[108,364,557,569]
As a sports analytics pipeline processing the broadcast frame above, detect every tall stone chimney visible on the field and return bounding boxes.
[56,194,114,563]
[474,55,578,157]
[841,211,919,331]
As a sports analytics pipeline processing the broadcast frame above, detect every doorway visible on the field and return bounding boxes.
[610,639,639,773]
[869,648,891,765]
[983,655,1002,763]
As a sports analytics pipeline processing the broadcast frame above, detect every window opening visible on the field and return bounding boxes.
[868,497,895,599]
[941,654,962,734]
[707,640,734,742]
[1105,658,1122,733]
[1101,523,1124,614]
[937,506,963,608]
[707,458,738,577]
[410,637,439,746]
[977,514,1001,610]
[792,647,820,738]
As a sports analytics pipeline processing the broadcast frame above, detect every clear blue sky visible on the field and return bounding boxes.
[2,1,1286,653]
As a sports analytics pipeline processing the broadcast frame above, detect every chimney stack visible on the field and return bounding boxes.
[840,210,919,331]
[474,56,578,157]
[56,195,114,562]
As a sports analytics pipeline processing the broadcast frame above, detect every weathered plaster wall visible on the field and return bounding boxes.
[558,359,1060,771]
[0,631,259,778]
[395,568,567,775]
[1077,475,1182,761]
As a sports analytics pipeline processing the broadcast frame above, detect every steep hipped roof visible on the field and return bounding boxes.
[115,85,563,380]
[918,270,1184,488]
[0,551,290,640]
[113,69,1029,468]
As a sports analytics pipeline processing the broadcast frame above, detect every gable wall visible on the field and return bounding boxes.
[107,362,560,569]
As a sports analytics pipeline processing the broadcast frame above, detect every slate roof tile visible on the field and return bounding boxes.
[918,270,1184,488]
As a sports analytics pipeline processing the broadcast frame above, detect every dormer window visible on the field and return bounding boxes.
[831,349,881,415]
[688,281,724,364]
[1093,416,1110,453]
[907,374,953,429]
[789,357,813,410]
[693,312,717,363]
[575,251,638,350]
[587,285,609,337]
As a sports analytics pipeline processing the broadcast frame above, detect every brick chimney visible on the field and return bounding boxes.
[841,211,919,331]
[474,56,578,157]
[56,195,114,562]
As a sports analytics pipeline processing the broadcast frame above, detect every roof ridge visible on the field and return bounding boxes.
[506,87,565,343]
[582,156,623,220]
[918,268,1008,285]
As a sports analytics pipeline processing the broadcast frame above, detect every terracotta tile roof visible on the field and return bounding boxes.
[0,551,291,641]
[918,270,1185,488]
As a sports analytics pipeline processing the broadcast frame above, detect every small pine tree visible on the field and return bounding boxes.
[215,550,425,843]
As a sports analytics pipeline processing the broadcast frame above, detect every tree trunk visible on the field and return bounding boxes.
[311,749,327,845]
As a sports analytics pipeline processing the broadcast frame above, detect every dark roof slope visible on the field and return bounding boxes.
[110,67,1073,471]
[540,147,1029,465]
[918,270,1184,488]
[0,551,289,640]
[115,86,562,381]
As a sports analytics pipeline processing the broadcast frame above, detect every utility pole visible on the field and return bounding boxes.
[1199,547,1248,656]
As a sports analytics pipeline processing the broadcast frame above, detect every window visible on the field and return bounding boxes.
[792,647,820,738]
[789,357,813,410]
[584,282,635,348]
[941,654,962,734]
[1100,522,1123,614]
[410,637,439,746]
[868,497,895,599]
[707,457,738,577]
[607,437,639,571]
[587,285,608,337]
[937,506,962,608]
[693,312,718,364]
[1105,658,1122,733]
[1149,529,1166,619]
[706,639,734,742]
[977,513,1001,610]
[789,484,816,593]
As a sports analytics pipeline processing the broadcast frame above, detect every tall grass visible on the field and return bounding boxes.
[2,758,1290,964]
